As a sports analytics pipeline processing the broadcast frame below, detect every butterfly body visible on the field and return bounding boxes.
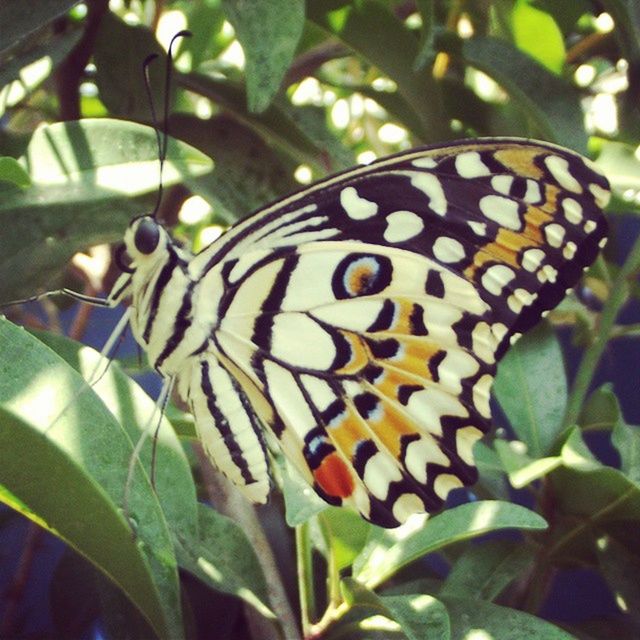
[113,138,609,527]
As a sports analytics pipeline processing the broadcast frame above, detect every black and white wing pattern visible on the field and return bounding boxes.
[134,138,609,527]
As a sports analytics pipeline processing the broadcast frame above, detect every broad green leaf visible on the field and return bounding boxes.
[180,73,327,172]
[441,540,536,601]
[174,503,275,620]
[0,28,81,118]
[170,113,298,222]
[341,579,450,640]
[441,597,578,639]
[551,429,640,527]
[280,457,328,526]
[181,0,229,69]
[320,508,370,571]
[0,319,189,638]
[307,0,448,142]
[494,323,567,457]
[0,0,79,58]
[511,0,566,74]
[354,501,547,588]
[34,330,199,538]
[494,440,562,488]
[222,0,305,113]
[0,157,30,188]
[583,385,640,483]
[0,119,212,302]
[93,13,166,121]
[440,34,587,152]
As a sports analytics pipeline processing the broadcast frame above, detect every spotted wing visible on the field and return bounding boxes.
[191,138,610,526]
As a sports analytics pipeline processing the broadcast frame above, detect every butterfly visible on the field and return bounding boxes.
[83,138,609,528]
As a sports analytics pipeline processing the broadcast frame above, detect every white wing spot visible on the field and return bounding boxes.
[383,210,424,242]
[455,151,491,178]
[472,373,493,419]
[563,241,577,259]
[544,222,566,248]
[491,175,514,195]
[524,179,542,203]
[455,426,484,466]
[468,220,487,236]
[434,474,463,500]
[481,264,516,296]
[412,156,438,168]
[491,323,508,343]
[479,194,521,230]
[539,264,558,283]
[507,288,535,314]
[584,219,597,233]
[562,197,583,224]
[545,155,582,193]
[471,321,497,364]
[410,173,447,216]
[340,186,378,220]
[432,236,466,264]
[393,493,426,523]
[522,248,545,272]
[590,183,610,208]
[363,452,403,500]
[598,237,607,249]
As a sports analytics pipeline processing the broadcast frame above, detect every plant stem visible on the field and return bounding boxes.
[296,521,314,637]
[563,232,640,427]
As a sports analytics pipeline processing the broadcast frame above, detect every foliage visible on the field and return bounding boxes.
[0,1,639,639]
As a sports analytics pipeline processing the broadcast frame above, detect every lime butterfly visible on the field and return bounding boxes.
[47,138,610,528]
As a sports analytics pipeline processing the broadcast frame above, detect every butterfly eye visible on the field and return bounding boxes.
[134,217,161,255]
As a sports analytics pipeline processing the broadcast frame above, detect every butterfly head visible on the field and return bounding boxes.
[117,216,170,273]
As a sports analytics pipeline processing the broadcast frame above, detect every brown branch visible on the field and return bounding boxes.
[55,0,110,120]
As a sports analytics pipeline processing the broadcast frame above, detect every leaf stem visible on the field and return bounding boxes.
[296,521,315,636]
[563,232,640,427]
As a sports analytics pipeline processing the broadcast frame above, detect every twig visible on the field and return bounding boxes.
[195,445,301,640]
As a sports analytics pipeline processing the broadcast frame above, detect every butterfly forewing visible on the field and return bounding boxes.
[127,138,609,527]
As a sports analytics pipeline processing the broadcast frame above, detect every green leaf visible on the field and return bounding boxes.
[307,0,448,142]
[354,501,547,588]
[511,0,566,74]
[320,507,371,571]
[0,319,191,639]
[0,119,211,302]
[174,503,275,620]
[494,440,562,488]
[552,429,640,526]
[170,113,298,222]
[93,13,166,121]
[341,579,450,640]
[441,540,536,601]
[279,456,328,526]
[221,0,305,113]
[494,323,567,457]
[440,34,587,151]
[0,157,30,187]
[582,385,640,484]
[0,0,79,58]
[413,0,435,71]
[0,28,81,118]
[180,73,327,171]
[440,597,578,639]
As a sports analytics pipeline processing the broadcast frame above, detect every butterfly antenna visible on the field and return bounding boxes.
[143,30,191,220]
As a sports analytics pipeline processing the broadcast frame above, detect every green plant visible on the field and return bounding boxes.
[0,1,639,638]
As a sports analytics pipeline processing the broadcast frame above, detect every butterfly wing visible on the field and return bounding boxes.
[191,138,609,526]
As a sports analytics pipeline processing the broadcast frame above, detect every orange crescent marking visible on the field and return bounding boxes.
[313,452,355,498]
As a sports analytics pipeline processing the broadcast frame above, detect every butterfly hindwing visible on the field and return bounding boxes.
[185,138,610,526]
